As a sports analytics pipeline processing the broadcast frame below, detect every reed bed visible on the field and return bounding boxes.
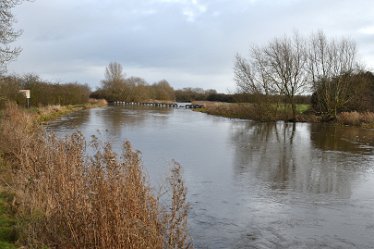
[0,103,193,249]
[194,101,319,122]
[337,111,374,126]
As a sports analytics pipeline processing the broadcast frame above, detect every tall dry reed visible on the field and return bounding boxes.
[0,103,193,249]
[337,111,374,126]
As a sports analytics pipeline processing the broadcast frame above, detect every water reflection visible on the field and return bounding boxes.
[230,121,360,197]
[95,106,172,134]
[311,124,374,154]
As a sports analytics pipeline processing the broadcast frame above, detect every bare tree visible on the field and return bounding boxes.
[104,62,125,83]
[101,62,127,101]
[234,48,274,95]
[0,0,25,74]
[235,33,309,120]
[307,31,358,118]
[263,34,309,120]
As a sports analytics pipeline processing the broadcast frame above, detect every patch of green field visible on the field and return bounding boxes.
[271,103,311,114]
[296,104,311,113]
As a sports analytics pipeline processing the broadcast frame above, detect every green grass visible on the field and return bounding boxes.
[0,192,17,249]
[271,103,311,114]
[296,104,311,113]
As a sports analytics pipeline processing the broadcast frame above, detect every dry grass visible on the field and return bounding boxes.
[192,101,269,120]
[337,111,374,126]
[0,103,193,249]
[193,101,317,122]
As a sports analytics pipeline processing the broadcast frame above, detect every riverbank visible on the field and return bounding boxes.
[34,99,108,123]
[193,101,319,122]
[0,100,108,248]
[193,101,374,127]
[0,103,193,249]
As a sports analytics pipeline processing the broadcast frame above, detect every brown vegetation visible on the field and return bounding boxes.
[91,62,176,102]
[195,101,320,123]
[0,103,193,249]
[0,74,92,108]
[337,111,374,127]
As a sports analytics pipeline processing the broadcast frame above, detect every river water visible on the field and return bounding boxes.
[47,106,374,249]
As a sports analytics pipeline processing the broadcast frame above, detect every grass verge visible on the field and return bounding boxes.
[33,99,108,123]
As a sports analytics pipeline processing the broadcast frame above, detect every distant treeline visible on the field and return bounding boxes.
[175,88,234,102]
[91,62,287,104]
[0,74,90,108]
[90,62,175,102]
[90,78,176,102]
[175,87,311,104]
[5,60,373,116]
[0,71,312,110]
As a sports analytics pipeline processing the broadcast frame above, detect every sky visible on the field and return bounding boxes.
[7,0,374,93]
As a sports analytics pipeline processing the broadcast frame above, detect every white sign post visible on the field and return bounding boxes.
[19,90,31,108]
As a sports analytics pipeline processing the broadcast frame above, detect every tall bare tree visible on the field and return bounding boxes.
[307,31,358,118]
[235,47,274,95]
[264,34,309,120]
[104,62,125,84]
[235,33,309,120]
[0,0,25,74]
[100,62,127,101]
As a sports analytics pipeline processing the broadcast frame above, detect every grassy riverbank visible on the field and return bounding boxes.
[34,99,108,123]
[193,101,374,127]
[0,103,193,249]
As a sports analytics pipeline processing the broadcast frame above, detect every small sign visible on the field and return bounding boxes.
[19,90,30,99]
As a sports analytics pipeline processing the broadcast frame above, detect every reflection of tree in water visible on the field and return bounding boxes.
[99,106,172,135]
[229,121,363,197]
[310,124,374,154]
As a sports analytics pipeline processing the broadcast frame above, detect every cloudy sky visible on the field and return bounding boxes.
[7,0,374,92]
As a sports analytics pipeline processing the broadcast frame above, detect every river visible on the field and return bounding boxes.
[47,106,374,249]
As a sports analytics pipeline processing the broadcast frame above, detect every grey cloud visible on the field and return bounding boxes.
[7,0,374,92]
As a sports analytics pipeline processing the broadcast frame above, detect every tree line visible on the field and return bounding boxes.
[90,62,176,102]
[234,31,374,120]
[91,63,255,103]
[1,63,244,108]
[0,69,312,109]
[0,74,91,108]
